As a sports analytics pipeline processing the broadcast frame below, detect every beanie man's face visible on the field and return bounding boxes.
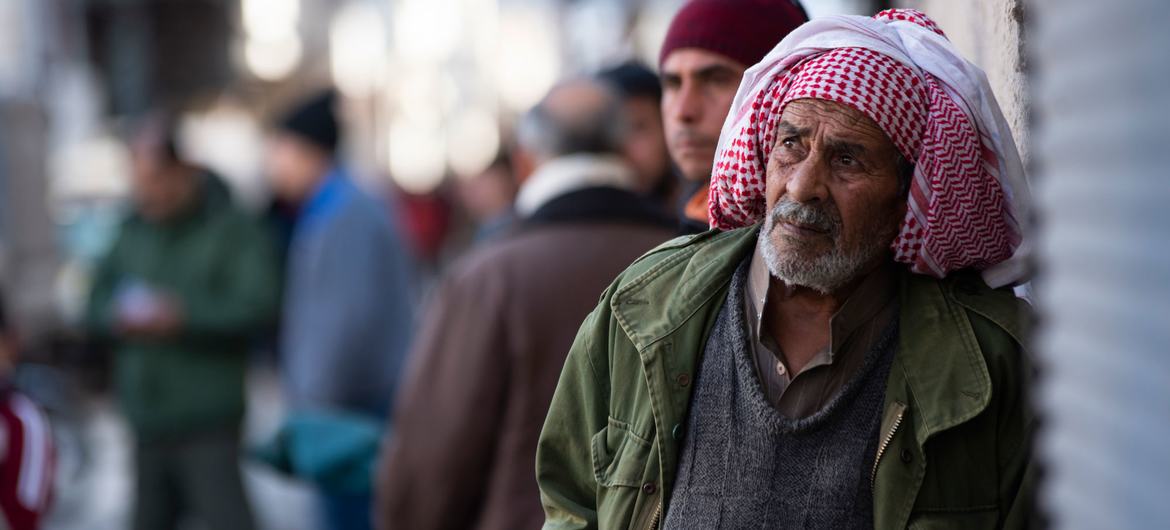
[660,48,746,182]
[266,132,331,203]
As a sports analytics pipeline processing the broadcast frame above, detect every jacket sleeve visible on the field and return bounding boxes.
[536,298,613,530]
[180,214,280,341]
[969,306,1036,529]
[375,270,509,530]
[84,232,125,337]
[996,339,1036,530]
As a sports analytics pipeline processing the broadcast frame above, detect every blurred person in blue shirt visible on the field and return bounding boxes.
[264,90,416,530]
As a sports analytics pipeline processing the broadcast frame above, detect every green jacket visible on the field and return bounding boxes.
[86,175,280,439]
[536,226,1034,529]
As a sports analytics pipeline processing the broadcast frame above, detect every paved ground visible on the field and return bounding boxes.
[43,366,320,530]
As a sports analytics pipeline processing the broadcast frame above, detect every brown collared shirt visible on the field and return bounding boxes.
[744,241,899,419]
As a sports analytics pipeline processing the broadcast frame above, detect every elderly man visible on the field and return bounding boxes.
[538,10,1033,530]
[658,0,807,232]
[376,78,675,530]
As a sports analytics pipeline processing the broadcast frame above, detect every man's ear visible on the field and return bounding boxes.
[0,333,18,376]
[511,147,537,187]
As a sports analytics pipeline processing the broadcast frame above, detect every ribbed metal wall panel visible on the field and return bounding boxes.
[1033,1,1170,528]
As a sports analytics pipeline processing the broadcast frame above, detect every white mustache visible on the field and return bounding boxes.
[768,199,841,236]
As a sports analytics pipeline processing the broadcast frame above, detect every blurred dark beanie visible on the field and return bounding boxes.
[659,0,809,68]
[598,61,662,102]
[279,90,339,154]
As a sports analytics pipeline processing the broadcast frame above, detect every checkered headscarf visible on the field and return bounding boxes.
[710,9,1029,286]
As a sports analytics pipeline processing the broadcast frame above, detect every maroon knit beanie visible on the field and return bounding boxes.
[659,0,809,68]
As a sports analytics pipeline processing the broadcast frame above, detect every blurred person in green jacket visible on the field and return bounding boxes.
[85,116,279,530]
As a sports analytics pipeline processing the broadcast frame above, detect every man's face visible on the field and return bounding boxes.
[622,96,670,193]
[457,164,516,222]
[760,98,907,293]
[265,133,329,203]
[660,48,746,182]
[130,147,196,222]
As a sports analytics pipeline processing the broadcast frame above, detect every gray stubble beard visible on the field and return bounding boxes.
[759,199,899,295]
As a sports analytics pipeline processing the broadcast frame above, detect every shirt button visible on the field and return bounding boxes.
[642,482,657,495]
[676,373,691,387]
[775,361,788,376]
[672,423,684,440]
[900,448,914,463]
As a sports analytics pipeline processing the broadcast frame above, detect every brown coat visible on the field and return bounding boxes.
[376,187,676,530]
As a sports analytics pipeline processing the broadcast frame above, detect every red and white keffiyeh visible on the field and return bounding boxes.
[710,9,1031,287]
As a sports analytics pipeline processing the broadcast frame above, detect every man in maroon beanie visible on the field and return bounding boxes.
[659,0,808,232]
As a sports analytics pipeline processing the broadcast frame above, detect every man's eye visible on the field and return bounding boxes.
[781,137,798,148]
[838,155,857,166]
[712,72,737,86]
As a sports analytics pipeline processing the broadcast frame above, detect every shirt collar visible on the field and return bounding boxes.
[299,166,348,222]
[747,237,899,363]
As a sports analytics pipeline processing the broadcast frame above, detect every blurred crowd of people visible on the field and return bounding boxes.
[0,0,1046,528]
[0,0,808,527]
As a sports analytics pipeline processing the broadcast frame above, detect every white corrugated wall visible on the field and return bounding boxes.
[1033,0,1170,528]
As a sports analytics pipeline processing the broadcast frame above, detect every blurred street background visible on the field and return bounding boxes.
[1,0,1168,529]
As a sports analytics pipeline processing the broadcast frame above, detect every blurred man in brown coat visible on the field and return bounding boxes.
[375,78,675,530]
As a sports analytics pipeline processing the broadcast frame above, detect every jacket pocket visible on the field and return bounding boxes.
[591,417,652,488]
[591,418,657,529]
[908,506,999,529]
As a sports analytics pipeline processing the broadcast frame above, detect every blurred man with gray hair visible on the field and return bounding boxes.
[375,78,675,530]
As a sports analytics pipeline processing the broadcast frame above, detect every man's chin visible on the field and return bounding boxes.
[767,232,832,257]
[761,237,848,293]
[670,155,714,182]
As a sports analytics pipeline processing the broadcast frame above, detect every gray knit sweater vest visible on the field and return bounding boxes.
[663,261,898,530]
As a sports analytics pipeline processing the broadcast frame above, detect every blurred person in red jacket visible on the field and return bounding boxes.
[0,293,54,530]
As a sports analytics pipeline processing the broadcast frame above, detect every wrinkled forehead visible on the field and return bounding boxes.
[777,98,894,150]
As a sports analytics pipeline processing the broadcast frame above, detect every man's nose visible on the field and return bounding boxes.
[784,157,830,204]
[668,82,703,124]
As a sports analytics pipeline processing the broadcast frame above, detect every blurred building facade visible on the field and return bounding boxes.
[1032,0,1170,528]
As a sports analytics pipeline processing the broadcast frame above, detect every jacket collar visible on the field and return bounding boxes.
[612,225,995,442]
[298,166,349,224]
[611,227,754,352]
[895,270,992,442]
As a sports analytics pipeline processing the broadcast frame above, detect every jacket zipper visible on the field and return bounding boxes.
[871,402,907,489]
[645,502,662,530]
